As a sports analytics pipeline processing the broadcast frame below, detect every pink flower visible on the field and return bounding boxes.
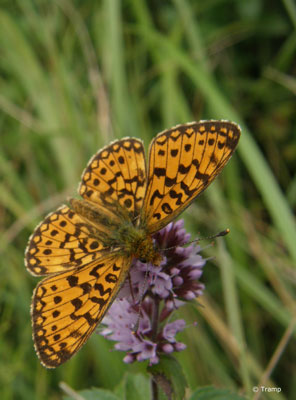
[99,220,206,365]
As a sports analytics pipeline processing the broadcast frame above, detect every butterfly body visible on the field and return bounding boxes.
[25,121,240,367]
[70,198,162,265]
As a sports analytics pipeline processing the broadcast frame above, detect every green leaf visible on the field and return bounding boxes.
[63,387,121,400]
[114,373,151,400]
[148,355,188,400]
[189,386,247,400]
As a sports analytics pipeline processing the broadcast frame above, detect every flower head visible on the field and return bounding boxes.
[99,220,206,364]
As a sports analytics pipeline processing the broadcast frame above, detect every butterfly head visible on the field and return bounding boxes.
[121,226,163,266]
[136,245,163,266]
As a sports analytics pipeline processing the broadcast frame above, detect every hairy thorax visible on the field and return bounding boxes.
[70,198,163,266]
[116,223,163,265]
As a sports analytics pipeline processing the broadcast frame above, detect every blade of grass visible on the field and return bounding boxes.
[102,0,137,137]
[217,238,251,394]
[281,0,296,29]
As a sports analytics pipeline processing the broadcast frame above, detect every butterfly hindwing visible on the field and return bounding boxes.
[32,254,132,367]
[25,206,108,276]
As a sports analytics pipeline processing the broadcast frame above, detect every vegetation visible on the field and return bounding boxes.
[0,0,295,399]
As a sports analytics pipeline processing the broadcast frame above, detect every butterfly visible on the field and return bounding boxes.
[25,120,240,368]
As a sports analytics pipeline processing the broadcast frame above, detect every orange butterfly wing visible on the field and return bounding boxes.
[79,138,147,219]
[32,254,132,368]
[25,205,107,276]
[142,121,241,233]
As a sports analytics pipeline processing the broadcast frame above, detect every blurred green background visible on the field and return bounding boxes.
[1,0,295,399]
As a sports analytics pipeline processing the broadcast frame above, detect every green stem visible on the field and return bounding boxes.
[151,297,160,341]
[151,297,160,399]
[151,377,159,400]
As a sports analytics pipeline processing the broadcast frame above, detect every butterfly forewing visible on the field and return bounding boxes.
[79,138,147,218]
[142,121,241,233]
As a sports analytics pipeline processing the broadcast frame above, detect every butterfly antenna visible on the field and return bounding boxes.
[161,228,230,252]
